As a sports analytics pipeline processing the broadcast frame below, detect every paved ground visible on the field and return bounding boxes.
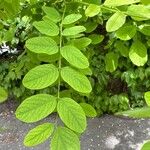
[0,100,150,150]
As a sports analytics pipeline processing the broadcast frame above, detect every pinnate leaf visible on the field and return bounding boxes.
[23,64,59,90]
[51,127,80,150]
[106,11,126,32]
[57,98,86,133]
[61,45,89,69]
[15,94,57,123]
[129,41,147,66]
[24,123,54,146]
[26,37,58,55]
[62,14,82,25]
[61,66,92,93]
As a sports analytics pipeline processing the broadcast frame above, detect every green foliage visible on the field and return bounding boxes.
[0,86,8,103]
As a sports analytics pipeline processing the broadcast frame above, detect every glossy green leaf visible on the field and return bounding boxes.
[115,24,136,40]
[51,127,80,150]
[127,5,150,21]
[144,92,150,106]
[106,11,126,32]
[69,37,92,50]
[23,64,59,90]
[105,52,118,72]
[62,26,86,36]
[24,123,54,146]
[57,98,86,133]
[115,107,150,118]
[42,6,61,23]
[26,37,58,55]
[104,0,140,6]
[85,4,100,17]
[62,14,82,25]
[15,94,57,123]
[80,103,97,117]
[139,24,150,36]
[129,41,147,66]
[61,45,89,69]
[0,87,8,103]
[61,67,92,93]
[141,141,150,150]
[33,21,59,36]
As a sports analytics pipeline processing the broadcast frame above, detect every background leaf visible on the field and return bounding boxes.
[24,123,54,146]
[23,64,59,90]
[57,98,86,133]
[16,94,57,123]
[144,91,150,106]
[0,87,8,103]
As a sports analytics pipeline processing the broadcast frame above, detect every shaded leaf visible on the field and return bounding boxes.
[0,87,8,103]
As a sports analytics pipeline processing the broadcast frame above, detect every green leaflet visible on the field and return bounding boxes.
[24,123,54,146]
[69,37,92,50]
[42,6,61,23]
[51,127,80,150]
[61,66,92,94]
[25,37,58,55]
[141,141,150,150]
[15,94,57,123]
[33,20,59,36]
[105,52,118,72]
[115,41,129,57]
[141,0,150,5]
[85,4,100,17]
[80,103,97,117]
[0,86,8,103]
[106,11,126,32]
[23,64,59,90]
[62,14,82,25]
[144,91,150,106]
[104,0,140,6]
[62,26,86,36]
[139,24,150,36]
[61,45,89,69]
[115,107,150,118]
[129,41,147,66]
[115,24,136,40]
[89,34,104,45]
[126,5,150,21]
[57,98,86,133]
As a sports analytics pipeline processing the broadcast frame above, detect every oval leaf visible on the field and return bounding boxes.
[115,24,136,40]
[85,4,100,17]
[0,87,8,103]
[80,103,97,117]
[26,37,58,55]
[61,66,92,93]
[24,123,54,146]
[62,14,82,25]
[51,127,80,150]
[106,11,126,32]
[15,94,57,123]
[42,6,61,23]
[62,26,86,36]
[141,141,150,150]
[129,41,147,66]
[139,24,150,36]
[23,64,59,90]
[144,91,150,106]
[33,21,59,36]
[61,45,89,69]
[57,98,86,133]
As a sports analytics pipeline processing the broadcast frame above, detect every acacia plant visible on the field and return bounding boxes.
[15,0,96,149]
